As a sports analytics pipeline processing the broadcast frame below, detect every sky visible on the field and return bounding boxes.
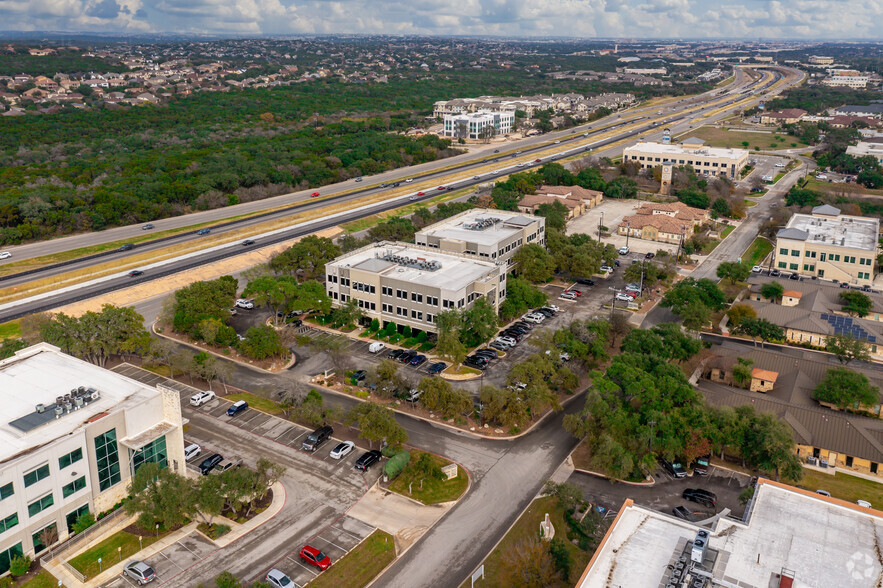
[1,0,881,39]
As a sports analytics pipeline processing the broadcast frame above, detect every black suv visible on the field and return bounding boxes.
[660,459,687,478]
[576,278,595,286]
[464,355,489,370]
[199,453,224,475]
[398,350,417,363]
[682,488,716,508]
[355,450,382,471]
[302,425,333,452]
[387,349,405,360]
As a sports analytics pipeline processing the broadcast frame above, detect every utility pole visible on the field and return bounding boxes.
[639,260,645,293]
[598,211,604,242]
[625,220,631,250]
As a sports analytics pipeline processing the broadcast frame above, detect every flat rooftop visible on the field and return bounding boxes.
[624,140,748,160]
[847,142,883,158]
[579,480,883,588]
[416,209,540,247]
[328,242,500,291]
[780,210,879,252]
[0,343,159,464]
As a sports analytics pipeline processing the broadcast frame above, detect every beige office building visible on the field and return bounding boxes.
[325,242,506,333]
[414,209,544,271]
[0,343,186,573]
[622,138,748,179]
[775,205,879,286]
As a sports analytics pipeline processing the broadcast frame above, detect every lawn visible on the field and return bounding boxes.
[388,451,469,505]
[459,495,595,588]
[19,571,59,587]
[69,531,162,580]
[686,126,806,151]
[721,225,735,239]
[743,237,773,266]
[803,177,883,198]
[306,530,395,588]
[796,470,883,506]
[225,392,282,415]
[0,320,21,340]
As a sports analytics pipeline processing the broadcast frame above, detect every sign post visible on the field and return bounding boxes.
[471,564,485,587]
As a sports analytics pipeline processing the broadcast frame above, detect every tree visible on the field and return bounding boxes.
[269,235,340,281]
[813,367,880,410]
[239,325,285,360]
[840,291,872,317]
[461,298,498,347]
[171,276,238,334]
[652,323,701,361]
[191,352,223,390]
[435,309,467,367]
[499,539,560,588]
[243,275,297,325]
[541,481,584,512]
[125,463,196,530]
[417,377,471,418]
[193,474,225,526]
[344,402,408,448]
[681,299,712,333]
[330,299,363,328]
[608,312,632,347]
[732,358,754,388]
[661,278,726,316]
[215,571,242,588]
[292,389,339,426]
[716,261,751,284]
[734,317,784,347]
[826,333,872,365]
[72,511,96,534]
[737,407,803,482]
[760,282,784,301]
[410,452,445,483]
[513,243,555,283]
[534,201,569,232]
[549,538,572,582]
[500,277,548,320]
[726,303,756,327]
[41,304,150,367]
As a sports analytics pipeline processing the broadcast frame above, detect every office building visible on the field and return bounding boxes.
[622,138,748,179]
[774,205,879,285]
[414,209,545,270]
[442,110,513,140]
[517,185,603,218]
[325,242,506,333]
[846,141,883,166]
[0,343,186,573]
[822,70,869,89]
[808,55,834,66]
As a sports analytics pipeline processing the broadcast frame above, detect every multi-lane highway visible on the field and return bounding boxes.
[0,65,803,322]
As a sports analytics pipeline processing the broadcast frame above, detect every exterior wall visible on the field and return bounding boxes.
[623,146,747,179]
[442,111,514,139]
[750,378,775,393]
[773,237,876,285]
[796,444,881,479]
[786,328,883,362]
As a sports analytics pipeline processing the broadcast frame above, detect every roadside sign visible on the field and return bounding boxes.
[471,565,485,586]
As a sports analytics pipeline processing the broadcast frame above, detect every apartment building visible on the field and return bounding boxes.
[622,138,748,179]
[325,242,506,334]
[822,70,869,89]
[442,110,514,140]
[0,343,186,573]
[414,209,544,270]
[774,205,879,285]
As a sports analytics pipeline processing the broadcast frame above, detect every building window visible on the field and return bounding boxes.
[832,254,840,262]
[65,505,89,534]
[426,314,434,323]
[790,250,800,257]
[24,464,50,488]
[62,476,87,499]
[32,522,57,554]
[427,296,439,306]
[778,262,787,269]
[0,513,18,534]
[789,263,798,270]
[779,248,788,255]
[131,436,168,475]
[845,456,854,467]
[806,251,816,259]
[0,543,23,576]
[411,293,423,303]
[94,429,121,492]
[0,483,12,501]
[382,286,392,296]
[872,462,878,474]
[27,493,54,517]
[59,448,83,470]
[803,264,815,272]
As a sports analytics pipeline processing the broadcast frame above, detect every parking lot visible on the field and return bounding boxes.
[102,533,217,587]
[566,199,680,257]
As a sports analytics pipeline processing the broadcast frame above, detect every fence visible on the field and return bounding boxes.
[40,507,128,577]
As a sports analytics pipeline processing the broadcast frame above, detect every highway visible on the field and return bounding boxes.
[0,65,803,323]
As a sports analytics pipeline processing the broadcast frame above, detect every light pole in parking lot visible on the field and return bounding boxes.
[598,212,604,242]
[625,221,631,250]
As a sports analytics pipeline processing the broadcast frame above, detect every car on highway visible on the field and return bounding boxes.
[682,488,717,508]
[410,354,427,367]
[242,239,255,246]
[329,441,355,460]
[405,178,414,183]
[534,158,542,162]
[184,443,201,460]
[473,175,481,180]
[427,361,447,374]
[123,561,156,585]
[311,192,320,197]
[265,569,293,588]
[660,459,687,478]
[196,228,211,235]
[437,186,446,190]
[226,400,248,417]
[554,140,560,144]
[120,243,134,251]
[299,545,332,571]
[199,453,223,475]
[128,270,144,277]
[416,191,425,196]
[355,450,382,471]
[190,390,216,406]
[355,177,363,182]
[142,224,154,230]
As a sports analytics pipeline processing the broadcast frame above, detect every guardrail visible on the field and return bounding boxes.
[40,507,127,576]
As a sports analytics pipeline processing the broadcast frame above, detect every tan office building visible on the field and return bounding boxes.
[325,242,506,333]
[622,139,748,179]
[774,205,879,286]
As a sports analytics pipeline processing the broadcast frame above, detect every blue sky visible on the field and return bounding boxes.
[1,0,880,39]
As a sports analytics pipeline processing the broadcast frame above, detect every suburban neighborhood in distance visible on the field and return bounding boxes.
[0,8,881,588]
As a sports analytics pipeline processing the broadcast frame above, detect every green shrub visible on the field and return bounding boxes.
[381,445,399,458]
[215,571,241,588]
[383,451,411,480]
[73,512,96,534]
[370,319,380,332]
[416,331,428,343]
[402,325,412,338]
[9,554,31,576]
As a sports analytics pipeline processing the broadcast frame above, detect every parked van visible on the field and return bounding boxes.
[302,425,333,451]
[368,342,386,354]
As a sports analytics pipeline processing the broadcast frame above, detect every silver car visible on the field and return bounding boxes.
[265,569,293,587]
[123,561,156,585]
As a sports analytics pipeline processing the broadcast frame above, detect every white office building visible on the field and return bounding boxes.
[0,344,186,573]
[442,110,514,140]
[623,138,749,179]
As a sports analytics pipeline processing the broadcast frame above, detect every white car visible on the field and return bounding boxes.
[618,246,629,255]
[600,265,614,273]
[752,265,762,272]
[554,140,560,144]
[615,293,633,302]
[330,441,355,460]
[265,569,293,588]
[368,342,386,353]
[546,304,561,312]
[495,336,517,347]
[523,313,545,324]
[473,175,481,179]
[405,178,414,183]
[0,252,10,260]
[190,390,216,407]
[857,500,872,508]
[775,163,785,168]
[184,443,201,460]
[235,299,254,309]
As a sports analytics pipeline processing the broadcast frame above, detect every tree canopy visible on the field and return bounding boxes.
[813,367,880,410]
[41,304,150,367]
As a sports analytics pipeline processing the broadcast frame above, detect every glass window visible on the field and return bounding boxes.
[0,543,23,575]
[0,483,12,501]
[789,263,798,270]
[94,429,121,492]
[0,513,18,534]
[27,494,54,517]
[131,437,168,475]
[62,476,86,499]
[32,522,57,554]
[65,505,90,534]
[59,448,83,470]
[791,250,800,257]
[24,464,50,488]
[778,262,787,268]
[779,248,788,255]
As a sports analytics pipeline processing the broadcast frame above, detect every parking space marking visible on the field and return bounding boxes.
[316,536,348,552]
[157,550,186,571]
[288,557,319,576]
[330,525,362,541]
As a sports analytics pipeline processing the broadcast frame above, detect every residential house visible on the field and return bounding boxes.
[517,185,603,218]
[617,201,708,244]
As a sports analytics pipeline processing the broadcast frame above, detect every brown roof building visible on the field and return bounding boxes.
[517,185,602,218]
[617,201,708,244]
[759,108,807,125]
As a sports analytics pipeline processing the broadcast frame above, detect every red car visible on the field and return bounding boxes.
[310,192,320,198]
[563,289,581,297]
[535,158,541,162]
[299,545,331,571]
[417,191,425,196]
[437,186,446,190]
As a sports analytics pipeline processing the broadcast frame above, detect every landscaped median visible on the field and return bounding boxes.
[306,530,395,588]
[386,450,469,505]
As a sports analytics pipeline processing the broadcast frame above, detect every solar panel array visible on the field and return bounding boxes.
[820,313,876,343]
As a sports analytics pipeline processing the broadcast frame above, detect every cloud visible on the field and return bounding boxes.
[86,0,123,18]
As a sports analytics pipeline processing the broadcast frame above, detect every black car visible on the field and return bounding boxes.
[645,252,655,259]
[789,273,800,281]
[770,269,781,277]
[427,362,447,374]
[473,348,499,359]
[199,453,224,475]
[242,239,256,246]
[510,324,531,333]
[120,243,134,251]
[352,369,367,382]
[398,350,417,363]
[682,488,716,507]
[288,319,303,328]
[197,228,211,235]
[535,308,556,318]
[464,356,488,370]
[501,331,523,341]
[660,459,687,478]
[840,282,850,289]
[672,506,694,520]
[355,450,382,471]
[576,278,595,286]
[387,349,405,360]
[128,270,144,277]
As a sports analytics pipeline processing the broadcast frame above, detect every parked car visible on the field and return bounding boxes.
[625,284,641,293]
[211,457,242,475]
[299,545,331,571]
[770,269,781,277]
[464,356,489,370]
[427,362,447,374]
[142,224,155,230]
[405,388,422,402]
[302,425,333,451]
[546,304,561,312]
[496,336,517,347]
[489,341,509,351]
[816,489,831,497]
[857,500,872,508]
[226,400,248,417]
[560,291,577,300]
[474,348,499,358]
[692,455,710,475]
[562,289,581,298]
[196,228,211,235]
[265,569,293,588]
[355,450,382,471]
[184,443,201,460]
[128,270,144,277]
[535,308,555,318]
[398,350,418,363]
[123,561,156,585]
[199,453,223,475]
[352,369,367,382]
[368,342,386,353]
[840,282,851,289]
[410,354,427,367]
[329,441,355,460]
[751,265,762,272]
[618,246,630,255]
[387,349,405,360]
[672,506,694,520]
[190,390,216,407]
[615,293,633,302]
[645,252,655,259]
[576,278,595,286]
[600,265,614,273]
[789,273,800,280]
[235,299,254,309]
[523,313,544,324]
[660,459,687,478]
[682,488,717,507]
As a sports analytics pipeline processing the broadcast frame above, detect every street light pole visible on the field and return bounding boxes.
[625,221,631,250]
[598,211,604,241]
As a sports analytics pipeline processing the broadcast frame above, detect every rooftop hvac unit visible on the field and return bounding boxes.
[56,395,64,406]
[64,402,72,413]
[691,529,709,564]
[89,389,100,401]
[74,396,84,409]
[35,404,45,414]
[54,405,64,418]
